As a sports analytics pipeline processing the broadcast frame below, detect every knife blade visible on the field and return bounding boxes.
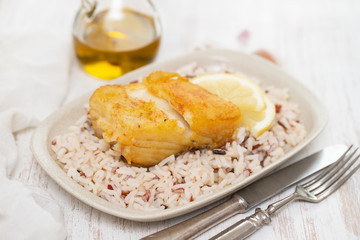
[140,144,347,240]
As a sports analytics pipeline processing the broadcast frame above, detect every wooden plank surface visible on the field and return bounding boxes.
[11,0,360,239]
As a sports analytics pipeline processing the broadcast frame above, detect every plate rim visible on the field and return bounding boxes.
[31,48,328,222]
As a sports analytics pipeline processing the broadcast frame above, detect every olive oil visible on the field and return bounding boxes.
[73,8,160,80]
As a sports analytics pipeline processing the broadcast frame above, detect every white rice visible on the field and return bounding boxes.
[51,64,306,210]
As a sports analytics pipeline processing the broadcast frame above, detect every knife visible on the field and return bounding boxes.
[140,144,347,240]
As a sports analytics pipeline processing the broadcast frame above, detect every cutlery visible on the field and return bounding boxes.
[210,145,360,240]
[141,144,347,240]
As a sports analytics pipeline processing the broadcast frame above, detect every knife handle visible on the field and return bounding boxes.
[140,195,248,240]
[209,208,271,240]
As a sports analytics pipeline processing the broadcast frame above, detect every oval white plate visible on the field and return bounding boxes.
[31,49,328,222]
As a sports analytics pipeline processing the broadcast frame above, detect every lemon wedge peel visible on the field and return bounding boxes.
[244,95,276,138]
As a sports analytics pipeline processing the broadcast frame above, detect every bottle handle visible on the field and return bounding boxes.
[81,0,97,17]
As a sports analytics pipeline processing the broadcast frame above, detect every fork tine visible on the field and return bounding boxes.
[312,153,360,195]
[316,160,360,201]
[302,145,353,189]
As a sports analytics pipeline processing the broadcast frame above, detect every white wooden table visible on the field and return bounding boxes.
[13,0,360,239]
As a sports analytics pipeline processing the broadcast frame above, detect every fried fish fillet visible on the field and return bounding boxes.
[89,71,242,166]
[143,72,242,147]
[89,84,191,166]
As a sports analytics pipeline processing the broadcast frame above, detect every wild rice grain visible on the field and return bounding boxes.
[212,149,226,155]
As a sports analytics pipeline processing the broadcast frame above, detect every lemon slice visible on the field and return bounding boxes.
[191,73,265,111]
[241,95,275,137]
[191,73,275,137]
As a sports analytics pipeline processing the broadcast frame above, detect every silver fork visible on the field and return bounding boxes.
[210,145,360,240]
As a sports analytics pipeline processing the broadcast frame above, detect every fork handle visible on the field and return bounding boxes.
[209,208,271,240]
[210,193,298,240]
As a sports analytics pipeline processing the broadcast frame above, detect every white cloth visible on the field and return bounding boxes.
[0,0,78,239]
